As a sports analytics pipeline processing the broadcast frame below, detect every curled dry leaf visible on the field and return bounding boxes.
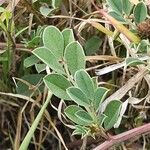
[114,100,128,128]
[128,97,144,105]
[100,68,148,112]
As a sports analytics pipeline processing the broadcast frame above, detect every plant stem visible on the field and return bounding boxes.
[93,123,150,150]
[19,91,52,150]
[63,62,75,85]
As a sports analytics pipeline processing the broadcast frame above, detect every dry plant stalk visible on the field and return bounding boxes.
[93,123,150,150]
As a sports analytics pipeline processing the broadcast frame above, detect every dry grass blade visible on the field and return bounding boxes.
[96,56,150,75]
[101,68,148,112]
[14,109,22,150]
[86,55,122,62]
[0,92,36,103]
[96,61,125,76]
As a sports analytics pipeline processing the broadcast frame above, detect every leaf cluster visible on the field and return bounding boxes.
[30,26,125,138]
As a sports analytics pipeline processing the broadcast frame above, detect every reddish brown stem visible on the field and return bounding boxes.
[93,123,150,150]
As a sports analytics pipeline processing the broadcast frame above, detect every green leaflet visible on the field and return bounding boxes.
[44,74,71,100]
[64,41,86,75]
[43,26,64,60]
